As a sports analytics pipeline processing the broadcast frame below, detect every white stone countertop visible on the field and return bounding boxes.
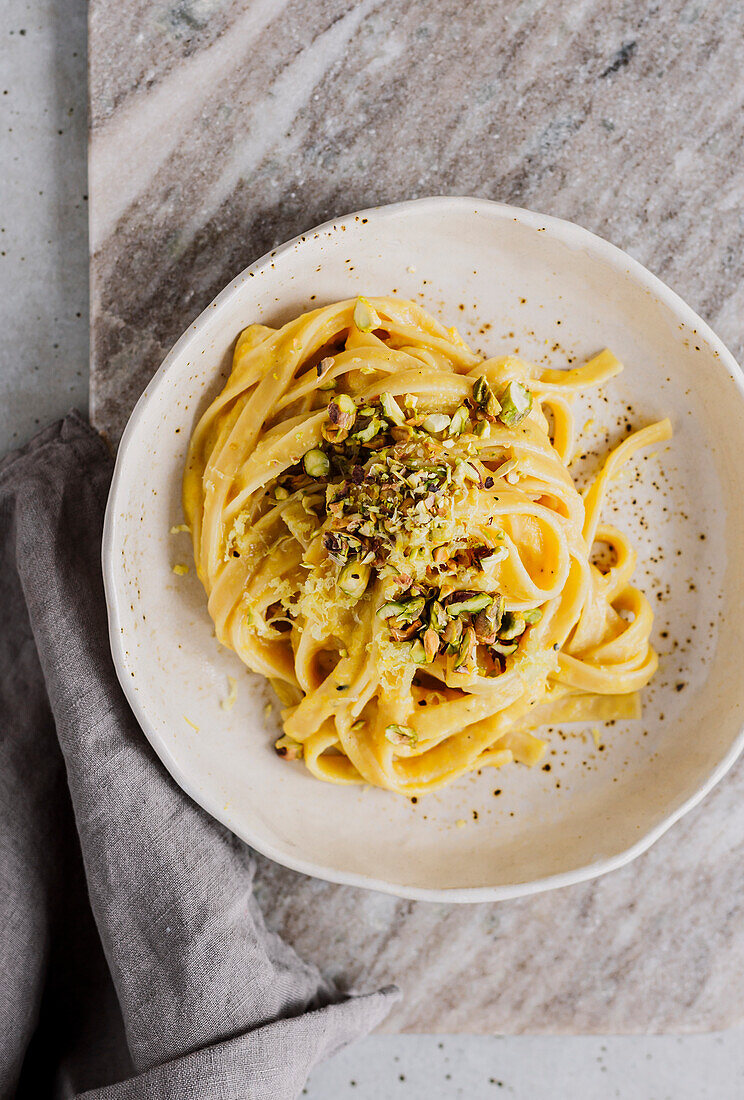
[3,0,744,1095]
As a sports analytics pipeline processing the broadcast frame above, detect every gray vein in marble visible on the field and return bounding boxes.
[90,0,744,444]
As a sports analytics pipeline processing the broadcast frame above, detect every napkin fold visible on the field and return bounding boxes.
[0,414,398,1100]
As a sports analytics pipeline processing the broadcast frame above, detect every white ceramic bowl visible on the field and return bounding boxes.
[103,197,744,902]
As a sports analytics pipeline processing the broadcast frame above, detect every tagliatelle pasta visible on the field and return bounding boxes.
[184,296,671,796]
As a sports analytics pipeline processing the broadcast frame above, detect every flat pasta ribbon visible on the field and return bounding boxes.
[184,297,671,796]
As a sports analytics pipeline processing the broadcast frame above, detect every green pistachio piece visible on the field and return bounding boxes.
[453,624,477,671]
[473,595,504,641]
[448,405,470,437]
[491,641,518,656]
[442,617,463,650]
[498,381,533,427]
[385,723,418,747]
[410,639,427,664]
[421,413,451,435]
[353,416,385,444]
[380,392,406,425]
[427,599,449,632]
[334,393,356,417]
[521,607,543,624]
[378,596,425,623]
[493,457,518,479]
[490,594,505,629]
[499,611,527,640]
[378,600,408,619]
[479,546,508,568]
[338,561,371,599]
[474,420,491,438]
[353,296,382,332]
[275,735,303,760]
[397,596,426,623]
[322,394,356,442]
[472,376,501,415]
[422,627,440,662]
[453,459,481,486]
[446,592,493,616]
[303,448,330,478]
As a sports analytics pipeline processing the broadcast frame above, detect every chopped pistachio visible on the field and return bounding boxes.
[397,596,426,623]
[473,609,496,643]
[474,420,491,439]
[334,392,356,416]
[473,596,504,642]
[275,735,303,760]
[385,723,418,747]
[378,596,424,623]
[448,405,470,437]
[353,416,385,444]
[410,639,427,664]
[350,719,366,733]
[491,640,518,656]
[303,448,330,478]
[274,486,290,501]
[442,617,463,650]
[498,380,533,426]
[427,600,448,632]
[522,607,543,624]
[422,627,440,662]
[380,392,406,425]
[499,611,527,640]
[490,594,506,628]
[453,459,481,486]
[446,592,493,616]
[454,624,477,671]
[478,546,508,568]
[318,377,337,392]
[421,413,451,435]
[389,619,421,642]
[472,376,501,415]
[338,561,371,599]
[472,376,490,405]
[461,461,481,483]
[322,394,356,442]
[316,356,334,378]
[353,295,382,332]
[493,457,518,479]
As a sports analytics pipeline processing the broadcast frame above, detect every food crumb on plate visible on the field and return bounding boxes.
[221,676,237,711]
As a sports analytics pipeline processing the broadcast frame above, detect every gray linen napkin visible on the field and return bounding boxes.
[0,413,399,1099]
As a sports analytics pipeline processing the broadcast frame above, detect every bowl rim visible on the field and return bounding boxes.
[102,195,744,902]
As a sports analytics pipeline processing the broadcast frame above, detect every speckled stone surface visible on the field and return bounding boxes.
[89,0,744,1032]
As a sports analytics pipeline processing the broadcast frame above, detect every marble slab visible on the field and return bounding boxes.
[89,0,744,1032]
